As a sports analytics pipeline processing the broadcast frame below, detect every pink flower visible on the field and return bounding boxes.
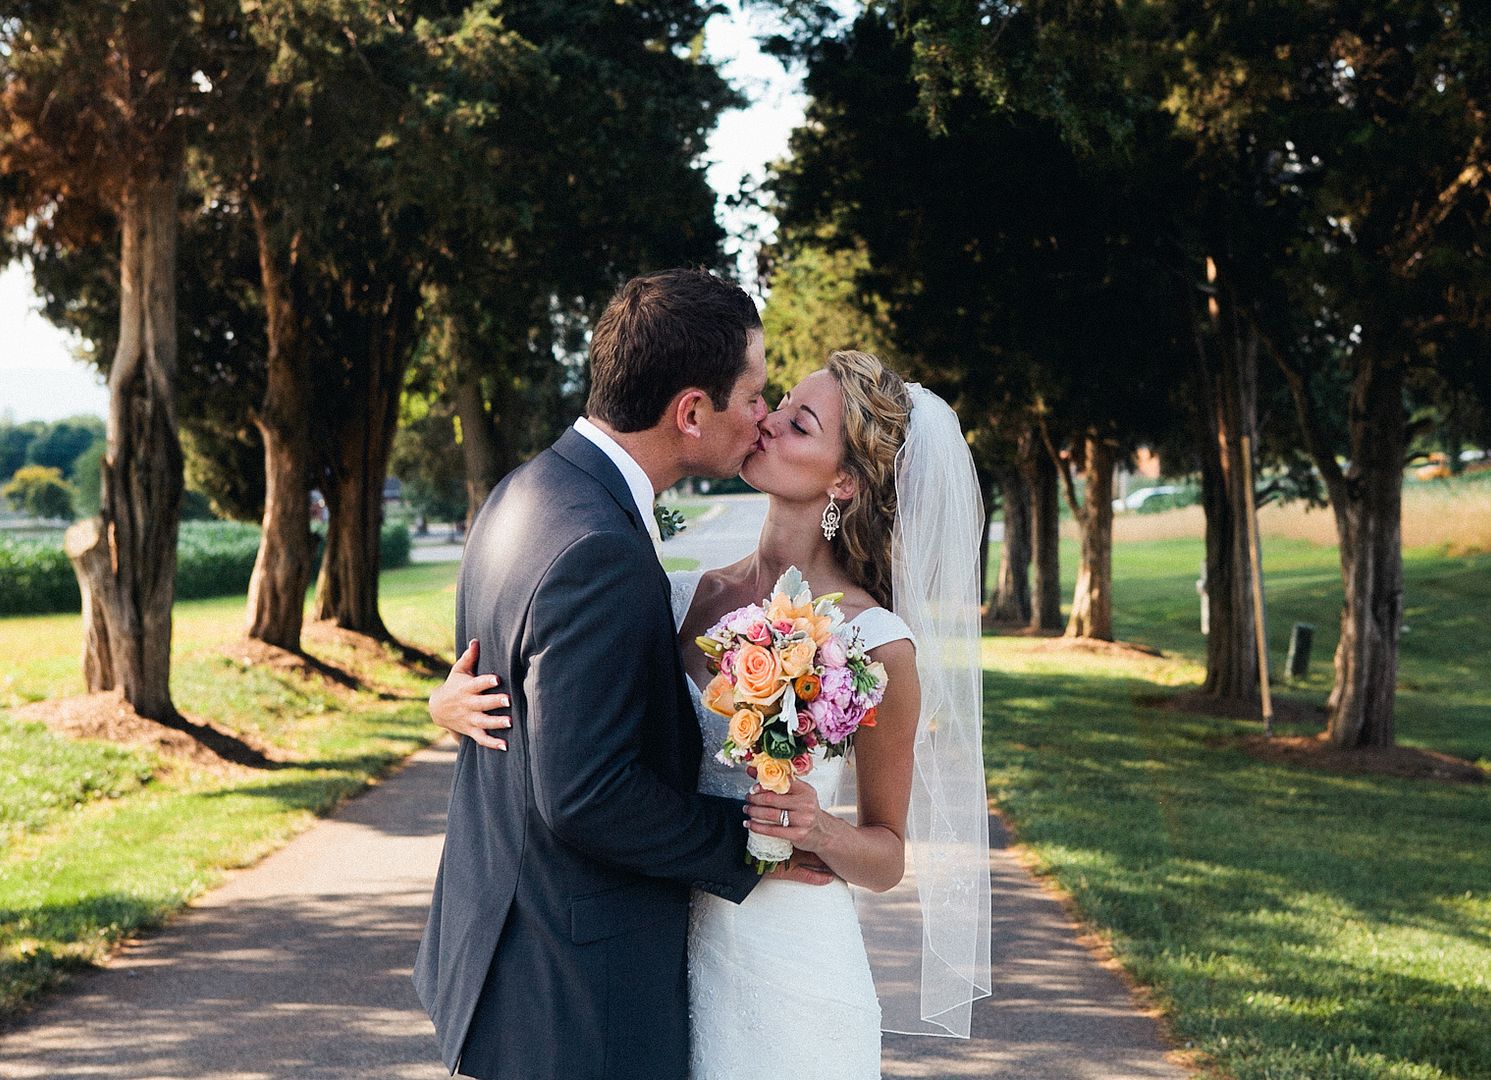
[773,619,795,635]
[746,621,771,645]
[821,666,854,709]
[803,731,819,749]
[819,637,848,668]
[811,693,858,744]
[791,753,813,776]
[795,710,816,736]
[723,605,767,635]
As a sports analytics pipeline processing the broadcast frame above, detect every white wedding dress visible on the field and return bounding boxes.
[670,571,914,1080]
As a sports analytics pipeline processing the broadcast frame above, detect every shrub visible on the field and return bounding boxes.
[1,466,75,522]
[0,538,79,614]
[379,521,412,570]
[0,520,413,615]
[174,521,263,601]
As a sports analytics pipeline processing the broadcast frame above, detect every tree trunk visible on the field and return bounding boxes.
[989,464,1032,625]
[972,460,997,613]
[311,281,418,637]
[1273,337,1405,748]
[1027,437,1062,631]
[1195,280,1262,698]
[1063,433,1115,641]
[63,518,115,690]
[245,196,314,650]
[66,163,184,720]
[453,365,503,529]
[1324,360,1405,748]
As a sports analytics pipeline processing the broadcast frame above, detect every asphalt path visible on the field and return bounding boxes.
[1,736,1190,1080]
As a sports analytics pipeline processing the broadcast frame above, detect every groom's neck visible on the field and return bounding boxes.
[587,418,681,497]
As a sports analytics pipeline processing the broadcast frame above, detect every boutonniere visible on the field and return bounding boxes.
[654,503,687,542]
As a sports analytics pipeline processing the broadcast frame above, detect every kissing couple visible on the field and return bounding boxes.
[414,268,991,1079]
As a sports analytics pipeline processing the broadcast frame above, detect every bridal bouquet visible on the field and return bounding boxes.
[695,567,888,872]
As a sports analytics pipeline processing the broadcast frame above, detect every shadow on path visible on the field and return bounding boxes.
[877,815,1189,1079]
[1,738,1192,1079]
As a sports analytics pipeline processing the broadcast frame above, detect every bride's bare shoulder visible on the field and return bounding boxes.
[834,584,880,623]
[681,559,753,634]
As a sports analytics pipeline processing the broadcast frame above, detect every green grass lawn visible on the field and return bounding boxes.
[986,535,1491,1079]
[3,535,1488,1079]
[0,562,459,1016]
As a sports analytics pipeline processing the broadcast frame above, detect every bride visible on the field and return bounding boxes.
[430,351,991,1077]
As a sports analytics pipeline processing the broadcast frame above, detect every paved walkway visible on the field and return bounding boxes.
[0,734,1191,1079]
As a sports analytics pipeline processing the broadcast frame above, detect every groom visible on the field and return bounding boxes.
[414,269,827,1080]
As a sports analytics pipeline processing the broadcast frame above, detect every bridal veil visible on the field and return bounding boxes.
[853,382,992,1038]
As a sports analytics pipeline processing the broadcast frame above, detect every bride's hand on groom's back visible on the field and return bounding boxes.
[430,639,512,751]
[768,850,838,886]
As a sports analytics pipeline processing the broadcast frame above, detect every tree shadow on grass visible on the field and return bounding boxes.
[11,692,288,772]
[982,656,1491,1078]
[225,637,435,703]
[197,740,455,839]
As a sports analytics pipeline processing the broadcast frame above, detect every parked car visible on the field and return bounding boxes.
[1113,485,1184,512]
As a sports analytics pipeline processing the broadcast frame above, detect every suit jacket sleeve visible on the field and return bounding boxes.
[522,529,758,902]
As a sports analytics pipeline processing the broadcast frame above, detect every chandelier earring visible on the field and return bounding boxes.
[821,494,841,542]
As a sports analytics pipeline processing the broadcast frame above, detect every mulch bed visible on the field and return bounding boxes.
[226,636,367,694]
[301,622,447,679]
[12,690,283,774]
[1030,636,1166,659]
[1230,732,1486,785]
[1137,690,1486,784]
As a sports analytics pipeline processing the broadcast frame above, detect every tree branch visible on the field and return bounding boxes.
[1254,324,1348,508]
[1036,412,1082,521]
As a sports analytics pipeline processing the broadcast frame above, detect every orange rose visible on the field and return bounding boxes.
[794,673,821,702]
[778,638,817,679]
[704,672,736,718]
[734,643,786,705]
[754,754,793,794]
[794,612,835,646]
[859,706,878,728]
[767,592,813,625]
[728,708,764,748]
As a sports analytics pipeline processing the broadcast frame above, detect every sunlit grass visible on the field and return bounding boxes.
[984,539,1491,1078]
[0,561,457,1014]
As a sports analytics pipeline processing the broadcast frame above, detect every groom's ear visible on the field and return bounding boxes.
[672,388,710,439]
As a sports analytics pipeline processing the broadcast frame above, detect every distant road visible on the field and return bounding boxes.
[664,493,768,568]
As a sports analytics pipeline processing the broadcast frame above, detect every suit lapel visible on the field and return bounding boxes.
[552,426,650,540]
[554,428,694,771]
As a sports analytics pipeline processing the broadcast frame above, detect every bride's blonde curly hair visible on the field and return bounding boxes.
[826,350,913,608]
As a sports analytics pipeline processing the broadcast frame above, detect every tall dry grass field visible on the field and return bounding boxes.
[1085,483,1491,554]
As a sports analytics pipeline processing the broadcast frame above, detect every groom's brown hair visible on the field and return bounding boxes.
[586,268,761,433]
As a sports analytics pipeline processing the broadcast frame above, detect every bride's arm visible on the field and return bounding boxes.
[744,639,920,893]
[430,639,513,750]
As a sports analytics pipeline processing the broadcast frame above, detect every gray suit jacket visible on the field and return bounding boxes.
[413,428,759,1080]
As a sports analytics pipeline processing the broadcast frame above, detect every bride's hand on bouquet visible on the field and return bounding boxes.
[430,639,511,750]
[744,777,830,854]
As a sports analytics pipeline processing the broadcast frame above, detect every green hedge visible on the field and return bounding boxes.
[0,520,412,616]
[0,540,76,615]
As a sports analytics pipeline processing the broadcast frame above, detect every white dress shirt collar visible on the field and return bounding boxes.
[573,416,661,545]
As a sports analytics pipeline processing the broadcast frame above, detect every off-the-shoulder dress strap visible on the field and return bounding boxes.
[668,569,706,632]
[850,606,915,653]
